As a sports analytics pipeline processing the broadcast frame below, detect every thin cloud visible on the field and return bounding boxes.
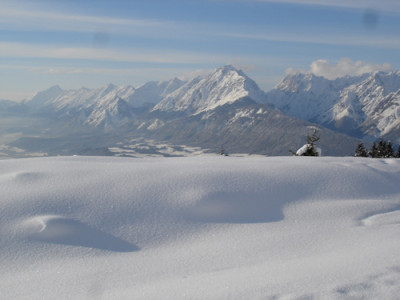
[286,58,393,79]
[219,32,400,50]
[243,0,400,13]
[0,5,176,37]
[1,42,271,67]
[0,42,208,64]
[0,7,164,27]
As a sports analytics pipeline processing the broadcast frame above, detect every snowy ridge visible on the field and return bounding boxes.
[18,67,400,140]
[26,84,137,128]
[6,65,399,156]
[265,70,400,140]
[153,65,266,114]
[25,78,185,129]
[28,85,64,110]
[1,156,400,299]
[267,73,367,121]
[127,77,186,108]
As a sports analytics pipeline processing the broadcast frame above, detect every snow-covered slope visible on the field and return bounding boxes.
[265,71,400,140]
[153,65,266,114]
[265,73,367,121]
[28,85,64,110]
[128,78,186,108]
[1,156,400,299]
[26,84,137,129]
[4,66,368,156]
[25,78,186,129]
[338,71,400,139]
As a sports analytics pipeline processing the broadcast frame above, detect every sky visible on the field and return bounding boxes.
[1,0,400,101]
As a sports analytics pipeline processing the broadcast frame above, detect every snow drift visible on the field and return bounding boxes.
[1,156,400,299]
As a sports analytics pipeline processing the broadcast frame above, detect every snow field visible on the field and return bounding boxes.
[0,156,400,299]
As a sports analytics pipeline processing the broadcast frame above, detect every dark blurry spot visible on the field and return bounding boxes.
[92,32,110,48]
[363,8,379,29]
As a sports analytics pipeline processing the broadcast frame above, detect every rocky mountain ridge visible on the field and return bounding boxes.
[264,70,400,142]
[2,65,397,157]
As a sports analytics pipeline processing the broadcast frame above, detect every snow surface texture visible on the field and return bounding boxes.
[1,156,400,299]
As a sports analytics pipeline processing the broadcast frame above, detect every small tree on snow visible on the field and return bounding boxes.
[220,145,228,156]
[369,142,378,158]
[354,143,368,157]
[386,141,395,158]
[290,129,321,156]
[377,139,387,158]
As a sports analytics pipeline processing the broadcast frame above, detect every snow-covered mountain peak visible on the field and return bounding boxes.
[28,85,64,108]
[275,71,373,94]
[360,71,400,95]
[214,64,243,76]
[127,78,186,108]
[275,72,310,92]
[265,69,400,140]
[152,65,266,114]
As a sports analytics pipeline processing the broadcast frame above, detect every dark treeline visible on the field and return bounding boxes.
[355,139,400,158]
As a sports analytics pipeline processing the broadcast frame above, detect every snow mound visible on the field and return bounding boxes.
[1,156,400,299]
[362,209,400,227]
[184,191,285,223]
[21,215,138,252]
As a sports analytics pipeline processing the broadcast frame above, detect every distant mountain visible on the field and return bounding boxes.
[143,98,361,156]
[28,85,64,110]
[129,78,186,108]
[0,99,24,113]
[264,71,400,142]
[153,65,266,114]
[25,84,136,130]
[2,65,374,157]
[24,77,185,130]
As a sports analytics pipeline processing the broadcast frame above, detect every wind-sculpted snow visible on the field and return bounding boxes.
[22,215,138,252]
[1,156,400,299]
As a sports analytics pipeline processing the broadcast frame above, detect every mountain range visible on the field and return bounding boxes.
[264,70,400,141]
[1,65,399,157]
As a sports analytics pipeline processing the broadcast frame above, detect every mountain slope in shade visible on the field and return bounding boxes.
[153,65,266,114]
[5,65,400,157]
[142,98,363,156]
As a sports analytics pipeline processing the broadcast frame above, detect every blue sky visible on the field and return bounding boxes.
[1,0,400,101]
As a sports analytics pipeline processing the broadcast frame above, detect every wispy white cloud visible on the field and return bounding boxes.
[0,42,217,64]
[0,5,177,37]
[0,7,163,27]
[241,0,400,13]
[286,58,393,79]
[22,66,187,78]
[3,1,399,51]
[0,42,288,68]
[219,32,400,50]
